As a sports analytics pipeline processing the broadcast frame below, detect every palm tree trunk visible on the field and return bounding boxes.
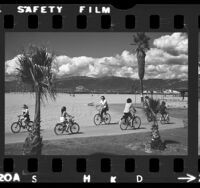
[34,87,41,138]
[150,114,165,150]
[140,79,144,103]
[23,87,42,155]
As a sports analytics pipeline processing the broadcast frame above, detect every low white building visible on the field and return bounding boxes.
[75,85,86,92]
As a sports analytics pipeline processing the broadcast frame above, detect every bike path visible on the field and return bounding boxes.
[5,114,184,144]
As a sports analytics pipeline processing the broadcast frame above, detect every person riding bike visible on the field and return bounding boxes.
[22,104,30,124]
[122,98,136,123]
[159,101,168,118]
[144,96,150,108]
[60,106,74,125]
[99,96,109,120]
[144,96,151,113]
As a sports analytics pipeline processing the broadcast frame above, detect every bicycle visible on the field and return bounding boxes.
[93,105,111,125]
[119,111,141,130]
[54,117,80,135]
[160,113,170,124]
[144,107,155,122]
[11,115,33,133]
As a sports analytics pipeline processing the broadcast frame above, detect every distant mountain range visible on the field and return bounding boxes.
[5,75,188,93]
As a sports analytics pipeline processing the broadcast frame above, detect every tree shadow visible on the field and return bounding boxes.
[56,132,84,136]
[108,122,118,125]
[163,122,175,125]
[138,127,146,130]
[19,130,29,133]
[126,127,146,130]
[68,132,84,135]
[163,140,180,145]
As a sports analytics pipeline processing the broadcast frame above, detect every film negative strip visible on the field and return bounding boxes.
[0,2,199,183]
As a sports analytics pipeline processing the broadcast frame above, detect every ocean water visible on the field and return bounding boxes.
[5,93,188,133]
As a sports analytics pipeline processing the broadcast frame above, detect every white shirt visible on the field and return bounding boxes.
[100,99,107,108]
[124,103,133,113]
[22,109,29,115]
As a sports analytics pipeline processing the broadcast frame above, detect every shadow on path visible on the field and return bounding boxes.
[163,140,180,145]
[55,132,84,136]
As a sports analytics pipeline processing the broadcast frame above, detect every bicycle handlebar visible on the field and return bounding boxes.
[96,105,102,111]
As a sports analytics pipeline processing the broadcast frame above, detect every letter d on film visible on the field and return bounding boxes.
[136,175,143,183]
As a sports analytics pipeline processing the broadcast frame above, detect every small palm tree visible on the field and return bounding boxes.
[144,98,165,151]
[17,45,56,155]
[131,32,150,102]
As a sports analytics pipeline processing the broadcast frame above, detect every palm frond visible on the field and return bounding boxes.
[16,45,56,101]
[148,98,160,114]
[132,32,150,53]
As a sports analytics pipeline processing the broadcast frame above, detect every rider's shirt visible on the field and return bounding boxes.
[160,105,167,114]
[124,103,135,113]
[22,109,29,117]
[100,99,108,109]
[22,108,30,121]
[61,111,72,120]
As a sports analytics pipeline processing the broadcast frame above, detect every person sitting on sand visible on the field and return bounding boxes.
[22,104,30,124]
[99,96,109,120]
[123,98,136,123]
[60,106,74,124]
[159,101,168,118]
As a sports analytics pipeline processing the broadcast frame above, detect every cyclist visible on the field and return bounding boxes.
[60,106,74,124]
[144,96,151,114]
[22,104,30,124]
[144,96,150,108]
[159,101,168,118]
[99,96,109,120]
[123,98,136,123]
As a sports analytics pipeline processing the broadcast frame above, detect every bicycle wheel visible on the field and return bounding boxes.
[70,123,80,134]
[104,113,111,125]
[26,121,34,132]
[133,116,141,129]
[11,122,21,133]
[54,123,64,135]
[119,118,128,130]
[94,114,102,125]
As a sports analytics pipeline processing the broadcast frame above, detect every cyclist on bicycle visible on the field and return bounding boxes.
[123,98,136,123]
[60,106,74,124]
[159,101,168,118]
[22,104,30,124]
[144,96,151,114]
[144,96,150,108]
[99,96,109,120]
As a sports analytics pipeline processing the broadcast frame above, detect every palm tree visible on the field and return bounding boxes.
[131,32,150,102]
[17,45,56,155]
[144,98,165,151]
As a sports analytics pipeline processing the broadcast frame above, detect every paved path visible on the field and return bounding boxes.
[5,108,184,144]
